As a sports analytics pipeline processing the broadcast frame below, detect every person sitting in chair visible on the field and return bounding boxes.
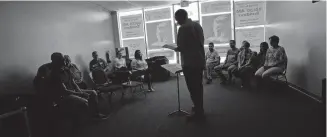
[89,51,108,72]
[214,40,239,84]
[113,50,127,71]
[130,50,155,92]
[233,41,252,88]
[40,52,108,120]
[205,42,220,84]
[255,35,288,79]
[64,55,87,89]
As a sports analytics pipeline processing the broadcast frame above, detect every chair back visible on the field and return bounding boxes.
[91,69,109,85]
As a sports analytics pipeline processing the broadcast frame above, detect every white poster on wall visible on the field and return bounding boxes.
[201,1,231,14]
[145,7,171,22]
[235,27,265,49]
[146,20,174,50]
[120,14,144,38]
[122,38,146,58]
[202,14,232,44]
[148,50,175,60]
[234,1,265,27]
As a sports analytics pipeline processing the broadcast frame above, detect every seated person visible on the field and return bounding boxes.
[130,50,155,92]
[64,55,87,89]
[205,42,220,84]
[236,42,269,88]
[255,35,288,79]
[113,50,127,71]
[111,50,130,83]
[233,41,253,88]
[89,51,108,72]
[37,52,108,120]
[214,40,240,84]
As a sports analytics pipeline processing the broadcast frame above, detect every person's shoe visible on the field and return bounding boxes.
[148,87,155,92]
[93,113,109,120]
[206,79,212,84]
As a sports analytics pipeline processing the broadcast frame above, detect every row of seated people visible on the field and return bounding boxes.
[34,52,109,123]
[205,35,288,89]
[90,49,155,92]
[33,49,157,122]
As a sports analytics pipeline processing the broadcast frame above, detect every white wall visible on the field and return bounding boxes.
[265,1,326,97]
[0,2,116,94]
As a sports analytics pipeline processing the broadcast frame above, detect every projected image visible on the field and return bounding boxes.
[202,14,232,44]
[146,21,173,50]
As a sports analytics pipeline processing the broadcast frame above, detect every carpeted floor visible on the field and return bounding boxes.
[72,76,325,137]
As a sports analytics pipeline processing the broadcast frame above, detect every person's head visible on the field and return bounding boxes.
[242,41,250,50]
[134,50,143,60]
[175,9,188,25]
[229,40,236,49]
[269,35,279,48]
[92,51,98,60]
[116,50,123,58]
[51,52,65,68]
[63,55,71,66]
[209,42,214,52]
[260,42,269,53]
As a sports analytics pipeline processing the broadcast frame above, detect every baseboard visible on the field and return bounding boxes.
[287,82,322,103]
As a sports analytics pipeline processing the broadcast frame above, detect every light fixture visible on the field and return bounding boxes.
[181,0,189,7]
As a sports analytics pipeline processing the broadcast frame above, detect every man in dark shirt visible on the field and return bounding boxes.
[172,9,206,121]
[89,51,108,72]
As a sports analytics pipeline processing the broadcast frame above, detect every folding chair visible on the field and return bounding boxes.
[90,70,124,106]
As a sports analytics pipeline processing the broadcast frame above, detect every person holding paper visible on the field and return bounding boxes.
[164,9,206,121]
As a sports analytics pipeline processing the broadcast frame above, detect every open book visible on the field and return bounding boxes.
[162,44,178,50]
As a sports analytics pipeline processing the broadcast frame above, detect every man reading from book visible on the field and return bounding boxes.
[163,9,206,122]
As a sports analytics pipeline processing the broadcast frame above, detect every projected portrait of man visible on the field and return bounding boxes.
[152,22,168,46]
[207,15,229,43]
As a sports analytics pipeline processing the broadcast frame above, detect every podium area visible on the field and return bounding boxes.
[73,77,324,137]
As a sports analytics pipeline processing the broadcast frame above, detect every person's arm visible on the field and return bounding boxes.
[131,59,137,70]
[214,51,220,63]
[175,26,186,52]
[224,50,230,65]
[89,62,93,72]
[264,50,269,67]
[101,59,108,69]
[273,47,287,67]
[61,83,84,96]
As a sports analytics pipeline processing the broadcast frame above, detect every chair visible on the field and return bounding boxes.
[271,62,288,84]
[90,70,124,106]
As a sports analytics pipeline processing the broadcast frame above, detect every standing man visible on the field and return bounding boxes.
[165,9,206,121]
[205,42,220,84]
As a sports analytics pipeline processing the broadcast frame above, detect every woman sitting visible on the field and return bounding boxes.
[233,41,252,88]
[130,50,155,92]
[255,35,288,79]
[113,50,127,71]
